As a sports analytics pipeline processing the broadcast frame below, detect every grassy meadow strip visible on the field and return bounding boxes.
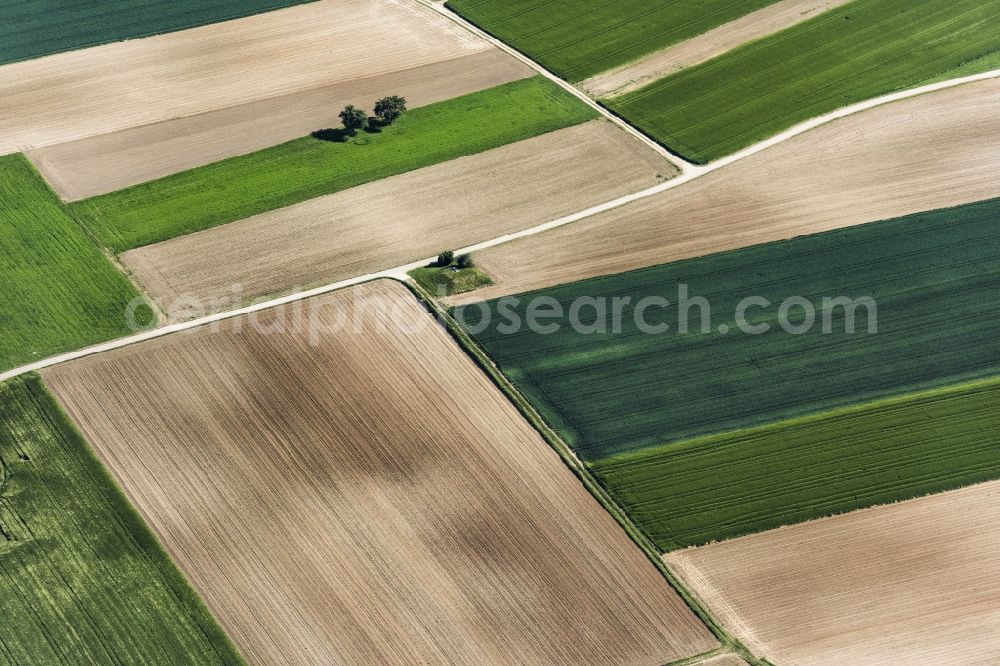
[0,375,243,665]
[0,154,154,373]
[0,0,315,65]
[593,376,1000,551]
[606,0,1000,163]
[446,0,779,82]
[459,198,1000,461]
[72,77,598,252]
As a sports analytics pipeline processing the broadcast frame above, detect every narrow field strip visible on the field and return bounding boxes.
[459,197,1000,460]
[581,0,854,98]
[606,0,1000,162]
[42,281,717,665]
[0,154,154,373]
[593,376,1000,551]
[72,77,597,252]
[0,375,242,665]
[446,0,783,82]
[667,480,1000,665]
[0,0,315,64]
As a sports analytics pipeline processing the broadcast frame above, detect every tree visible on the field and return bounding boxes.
[456,253,474,269]
[339,105,368,134]
[434,250,454,267]
[374,95,407,125]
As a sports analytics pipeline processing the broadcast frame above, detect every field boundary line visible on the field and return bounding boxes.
[4,68,999,383]
[401,279,772,666]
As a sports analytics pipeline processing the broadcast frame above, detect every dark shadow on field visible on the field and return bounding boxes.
[310,128,352,142]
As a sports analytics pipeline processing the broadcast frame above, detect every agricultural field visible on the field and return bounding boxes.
[593,376,1000,550]
[606,0,1000,162]
[460,197,1000,460]
[446,0,783,81]
[0,375,241,665]
[581,0,853,98]
[4,0,530,196]
[0,0,314,65]
[73,77,597,252]
[0,154,154,374]
[667,480,1000,665]
[453,77,1000,304]
[121,120,671,319]
[42,281,717,665]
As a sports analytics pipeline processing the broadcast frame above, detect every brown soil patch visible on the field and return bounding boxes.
[28,50,530,200]
[1,0,530,196]
[42,280,716,666]
[582,0,853,98]
[451,78,1000,305]
[666,481,1000,666]
[700,655,750,666]
[121,120,673,320]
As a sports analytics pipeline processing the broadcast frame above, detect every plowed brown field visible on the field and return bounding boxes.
[3,0,530,198]
[43,281,716,665]
[122,121,673,319]
[666,481,1000,666]
[450,78,1000,305]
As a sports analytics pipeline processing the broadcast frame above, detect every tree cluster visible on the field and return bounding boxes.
[339,95,408,134]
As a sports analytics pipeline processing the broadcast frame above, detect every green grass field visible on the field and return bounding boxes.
[0,0,314,65]
[0,375,243,665]
[460,198,1000,461]
[446,0,780,82]
[72,77,598,252]
[409,266,494,297]
[592,376,1000,551]
[606,0,1000,163]
[0,155,154,373]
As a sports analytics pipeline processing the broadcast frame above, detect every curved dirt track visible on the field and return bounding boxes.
[582,0,853,98]
[450,77,1000,304]
[43,280,717,666]
[122,120,674,319]
[667,480,1000,666]
[3,0,531,196]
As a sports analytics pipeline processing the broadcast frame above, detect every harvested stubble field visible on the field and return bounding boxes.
[74,77,598,252]
[582,0,853,98]
[122,120,671,319]
[0,154,153,373]
[447,0,782,82]
[667,480,1000,665]
[453,78,1000,304]
[0,375,241,665]
[3,0,530,194]
[607,0,1000,162]
[0,0,314,65]
[461,197,1000,460]
[42,281,716,665]
[593,376,1000,550]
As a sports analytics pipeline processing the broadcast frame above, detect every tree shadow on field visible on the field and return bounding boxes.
[311,128,352,143]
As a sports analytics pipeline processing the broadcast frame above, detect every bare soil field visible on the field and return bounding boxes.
[450,78,1000,305]
[122,121,673,319]
[666,480,1000,666]
[582,0,853,98]
[42,280,716,666]
[1,0,531,195]
[29,50,529,200]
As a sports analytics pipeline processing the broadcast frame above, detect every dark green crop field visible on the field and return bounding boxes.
[459,198,1000,461]
[606,0,1000,163]
[0,155,154,373]
[0,375,243,665]
[593,377,1000,551]
[73,77,597,252]
[0,0,315,65]
[446,0,780,82]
